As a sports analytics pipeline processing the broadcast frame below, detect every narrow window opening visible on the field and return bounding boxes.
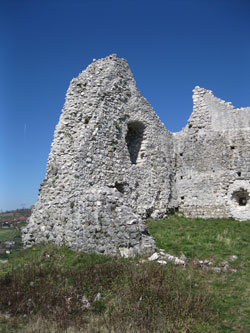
[230,146,235,150]
[180,152,183,157]
[181,196,185,200]
[125,121,145,165]
[237,171,241,177]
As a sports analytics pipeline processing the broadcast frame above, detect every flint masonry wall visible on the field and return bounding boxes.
[22,55,250,256]
[174,87,250,220]
[22,54,175,256]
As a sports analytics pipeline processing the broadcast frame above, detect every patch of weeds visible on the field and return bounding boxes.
[106,262,215,332]
[70,202,74,209]
[0,244,215,332]
[92,300,106,314]
[1,215,249,332]
[147,215,250,332]
[64,132,73,139]
[114,121,120,130]
[108,152,114,158]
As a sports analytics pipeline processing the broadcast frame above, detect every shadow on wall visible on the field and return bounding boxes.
[232,188,249,206]
[125,121,145,165]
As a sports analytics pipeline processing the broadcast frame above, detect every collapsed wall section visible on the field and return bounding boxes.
[174,87,250,220]
[22,54,175,256]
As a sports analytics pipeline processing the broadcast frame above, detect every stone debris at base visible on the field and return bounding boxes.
[147,250,238,273]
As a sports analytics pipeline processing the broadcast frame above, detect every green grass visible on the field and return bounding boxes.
[0,244,216,332]
[0,216,249,332]
[0,224,26,260]
[147,215,250,332]
[0,228,19,241]
[17,221,27,228]
[147,215,250,261]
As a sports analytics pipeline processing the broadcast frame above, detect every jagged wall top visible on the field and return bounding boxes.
[22,54,250,257]
[22,54,176,256]
[188,86,250,132]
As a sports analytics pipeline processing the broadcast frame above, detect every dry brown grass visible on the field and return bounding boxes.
[0,244,215,332]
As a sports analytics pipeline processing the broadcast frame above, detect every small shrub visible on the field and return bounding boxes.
[64,132,73,140]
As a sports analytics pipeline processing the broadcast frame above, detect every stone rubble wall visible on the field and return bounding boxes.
[23,54,175,256]
[22,55,250,257]
[174,87,250,220]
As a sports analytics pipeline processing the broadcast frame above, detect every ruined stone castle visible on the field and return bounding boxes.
[22,54,250,256]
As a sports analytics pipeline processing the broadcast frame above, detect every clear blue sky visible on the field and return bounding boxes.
[1,0,250,211]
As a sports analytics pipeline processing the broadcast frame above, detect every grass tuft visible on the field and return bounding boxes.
[147,215,250,331]
[0,244,215,332]
[0,215,249,332]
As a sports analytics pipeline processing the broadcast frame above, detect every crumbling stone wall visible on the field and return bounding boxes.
[22,55,250,256]
[174,87,250,220]
[23,54,175,256]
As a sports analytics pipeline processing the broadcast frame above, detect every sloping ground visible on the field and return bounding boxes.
[147,215,250,332]
[0,210,30,259]
[0,228,24,260]
[0,215,249,332]
[0,244,215,332]
[0,222,27,260]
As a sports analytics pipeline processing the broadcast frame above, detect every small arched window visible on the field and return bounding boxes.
[125,121,145,165]
[232,188,249,206]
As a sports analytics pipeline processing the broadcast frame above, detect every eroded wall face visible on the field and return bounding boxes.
[175,87,250,220]
[22,55,174,256]
[22,56,250,257]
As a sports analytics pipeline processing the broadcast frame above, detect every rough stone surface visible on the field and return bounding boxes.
[174,86,250,220]
[147,250,237,273]
[229,255,238,262]
[148,253,159,261]
[22,54,250,256]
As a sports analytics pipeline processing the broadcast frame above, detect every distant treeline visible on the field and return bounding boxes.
[0,208,32,220]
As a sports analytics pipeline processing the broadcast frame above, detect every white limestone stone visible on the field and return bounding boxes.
[22,54,250,258]
[148,253,159,261]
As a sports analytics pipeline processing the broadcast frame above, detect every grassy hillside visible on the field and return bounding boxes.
[147,216,250,332]
[0,223,26,260]
[0,228,18,242]
[0,209,31,223]
[0,215,249,332]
